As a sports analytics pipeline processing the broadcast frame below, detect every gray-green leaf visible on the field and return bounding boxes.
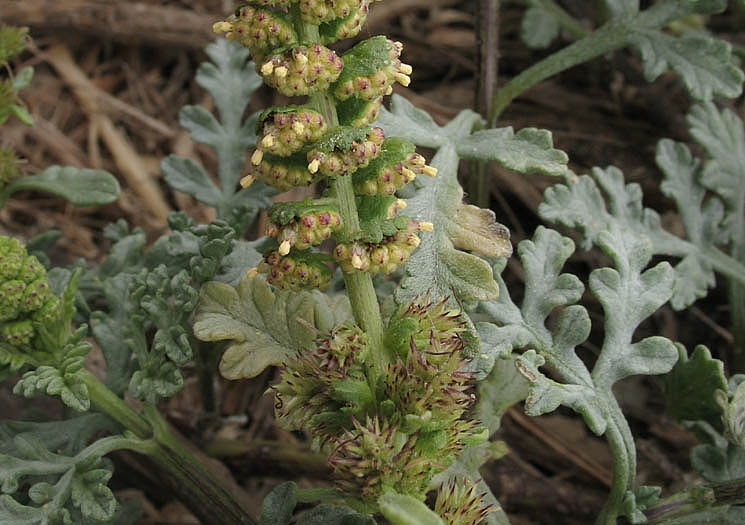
[3,166,119,207]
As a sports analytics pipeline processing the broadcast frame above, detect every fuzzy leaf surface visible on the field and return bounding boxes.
[664,345,726,424]
[3,166,119,207]
[628,29,743,101]
[194,276,352,379]
[378,491,444,525]
[521,5,560,49]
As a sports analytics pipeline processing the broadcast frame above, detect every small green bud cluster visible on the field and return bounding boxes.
[318,0,373,43]
[336,96,383,127]
[274,322,369,436]
[248,153,319,191]
[434,478,495,525]
[258,44,344,97]
[257,106,327,157]
[266,204,343,253]
[333,37,412,101]
[307,126,384,177]
[257,249,332,290]
[0,236,60,346]
[353,137,437,196]
[299,0,364,24]
[334,218,432,274]
[213,5,297,62]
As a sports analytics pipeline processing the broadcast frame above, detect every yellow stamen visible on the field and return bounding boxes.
[385,85,393,95]
[308,159,321,174]
[251,149,264,165]
[394,73,411,87]
[402,168,416,181]
[274,66,288,78]
[279,240,291,256]
[399,63,413,75]
[261,135,275,148]
[240,175,255,188]
[260,62,274,76]
[419,221,434,232]
[245,267,259,279]
[351,254,364,270]
[422,166,438,177]
[295,54,308,65]
[213,21,232,34]
[291,121,305,135]
[396,199,407,209]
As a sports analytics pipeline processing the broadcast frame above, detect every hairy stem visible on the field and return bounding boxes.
[645,477,745,523]
[82,372,256,524]
[596,415,632,525]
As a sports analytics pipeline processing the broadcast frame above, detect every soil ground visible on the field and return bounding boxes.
[2,1,744,523]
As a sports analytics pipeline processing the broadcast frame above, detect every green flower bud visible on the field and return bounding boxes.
[333,36,412,101]
[0,280,25,322]
[319,0,373,44]
[267,201,343,252]
[258,44,344,97]
[299,0,365,25]
[385,294,467,360]
[213,5,297,61]
[257,106,327,157]
[435,478,495,525]
[334,218,432,274]
[307,126,385,178]
[353,138,437,195]
[1,319,34,346]
[251,152,319,191]
[0,235,59,345]
[259,249,332,291]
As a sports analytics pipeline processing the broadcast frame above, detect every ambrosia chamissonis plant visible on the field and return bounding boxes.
[5,1,745,524]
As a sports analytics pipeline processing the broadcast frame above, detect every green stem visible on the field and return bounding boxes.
[596,416,631,525]
[82,372,256,524]
[489,0,705,121]
[645,477,745,523]
[301,21,385,374]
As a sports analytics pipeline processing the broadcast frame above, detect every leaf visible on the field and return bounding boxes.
[13,366,90,412]
[194,276,352,379]
[602,0,639,18]
[70,468,116,521]
[717,380,745,448]
[12,66,34,91]
[664,344,727,424]
[259,481,297,525]
[296,505,374,525]
[4,166,119,206]
[449,205,512,258]
[477,355,530,434]
[395,145,502,304]
[628,29,743,101]
[686,103,745,242]
[376,94,450,149]
[9,105,32,126]
[456,128,568,176]
[161,156,222,207]
[521,6,561,49]
[691,443,745,483]
[378,491,444,525]
[656,139,721,308]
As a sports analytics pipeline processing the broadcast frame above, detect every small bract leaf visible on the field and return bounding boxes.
[521,6,560,49]
[664,344,726,424]
[450,205,512,258]
[378,491,444,525]
[260,481,297,525]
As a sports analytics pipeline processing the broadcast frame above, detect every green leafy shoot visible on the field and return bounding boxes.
[161,39,274,235]
[0,415,144,524]
[479,225,678,522]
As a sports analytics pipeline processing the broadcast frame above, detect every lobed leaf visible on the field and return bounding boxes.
[664,345,726,425]
[628,29,743,101]
[194,276,352,379]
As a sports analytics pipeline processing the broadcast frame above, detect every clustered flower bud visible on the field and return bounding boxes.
[319,0,373,44]
[212,5,297,62]
[299,0,364,25]
[385,294,467,361]
[434,478,495,525]
[307,126,384,177]
[334,218,433,274]
[257,106,327,157]
[248,153,320,191]
[333,36,412,101]
[259,44,344,97]
[274,322,369,439]
[266,205,343,253]
[0,236,60,346]
[257,249,332,290]
[353,137,438,196]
